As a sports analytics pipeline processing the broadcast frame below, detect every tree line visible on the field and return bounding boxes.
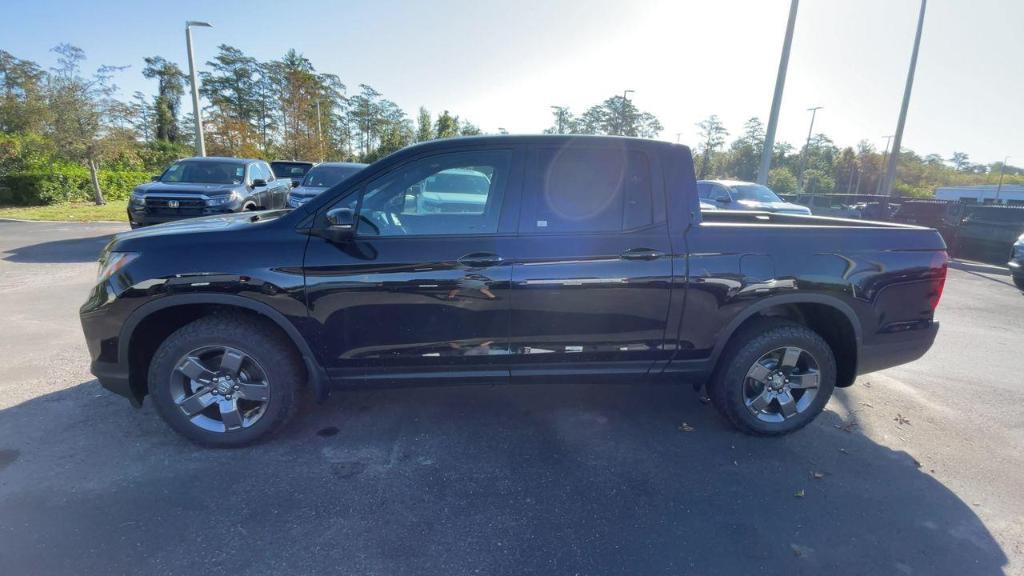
[2,43,1020,206]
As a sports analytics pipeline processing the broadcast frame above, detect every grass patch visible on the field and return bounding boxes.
[0,200,128,222]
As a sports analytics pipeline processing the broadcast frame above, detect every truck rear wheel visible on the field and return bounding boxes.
[710,320,836,436]
[148,315,301,447]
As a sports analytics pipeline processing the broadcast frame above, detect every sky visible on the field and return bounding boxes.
[3,0,1022,164]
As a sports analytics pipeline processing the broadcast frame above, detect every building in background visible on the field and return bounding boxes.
[934,185,1024,205]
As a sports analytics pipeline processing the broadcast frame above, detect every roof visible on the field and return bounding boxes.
[315,162,369,168]
[179,156,255,164]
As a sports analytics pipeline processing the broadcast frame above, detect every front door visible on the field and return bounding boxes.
[508,143,674,380]
[303,147,522,385]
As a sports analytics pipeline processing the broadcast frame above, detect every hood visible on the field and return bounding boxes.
[112,211,288,246]
[736,200,810,214]
[136,181,241,195]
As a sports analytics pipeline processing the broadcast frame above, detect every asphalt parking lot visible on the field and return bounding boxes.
[0,220,1022,575]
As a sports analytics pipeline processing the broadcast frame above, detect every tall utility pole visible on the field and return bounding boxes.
[758,0,799,185]
[621,89,634,135]
[995,156,1011,203]
[797,106,823,189]
[875,135,894,194]
[881,0,927,214]
[185,20,212,157]
[316,99,324,162]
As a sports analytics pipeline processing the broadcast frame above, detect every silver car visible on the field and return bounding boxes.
[286,162,368,208]
[697,180,812,215]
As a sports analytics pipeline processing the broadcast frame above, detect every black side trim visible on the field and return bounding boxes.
[119,294,329,401]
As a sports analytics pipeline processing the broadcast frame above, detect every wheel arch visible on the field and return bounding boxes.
[709,294,863,388]
[120,294,328,403]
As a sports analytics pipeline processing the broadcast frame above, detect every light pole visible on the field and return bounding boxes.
[185,20,212,157]
[797,106,822,190]
[881,0,927,214]
[995,156,1011,203]
[758,0,799,185]
[875,135,894,195]
[621,89,634,135]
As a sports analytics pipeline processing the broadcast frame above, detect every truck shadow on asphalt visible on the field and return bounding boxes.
[1,234,115,264]
[0,379,1008,576]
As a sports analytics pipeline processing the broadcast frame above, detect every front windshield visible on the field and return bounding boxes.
[302,165,363,188]
[160,161,245,185]
[731,184,783,203]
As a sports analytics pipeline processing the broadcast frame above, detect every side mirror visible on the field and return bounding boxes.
[252,178,267,188]
[320,207,356,243]
[292,180,301,188]
[150,175,160,181]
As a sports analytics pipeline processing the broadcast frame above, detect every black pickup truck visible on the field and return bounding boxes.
[82,136,947,446]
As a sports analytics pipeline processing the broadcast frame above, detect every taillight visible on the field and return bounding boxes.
[929,251,948,311]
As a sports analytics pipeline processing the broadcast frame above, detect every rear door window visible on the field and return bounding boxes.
[523,147,653,233]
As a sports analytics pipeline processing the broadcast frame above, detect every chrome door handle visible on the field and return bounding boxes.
[621,248,665,261]
[457,252,504,267]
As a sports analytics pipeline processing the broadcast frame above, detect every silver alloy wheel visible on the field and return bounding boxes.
[170,346,271,433]
[743,346,821,423]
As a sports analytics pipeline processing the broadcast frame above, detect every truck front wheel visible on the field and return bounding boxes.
[710,320,836,436]
[148,315,301,447]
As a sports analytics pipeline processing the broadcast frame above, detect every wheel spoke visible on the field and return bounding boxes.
[177,356,215,383]
[219,400,244,430]
[780,347,802,369]
[747,362,772,383]
[178,390,216,416]
[747,389,773,413]
[788,370,820,389]
[777,391,797,418]
[219,349,245,376]
[235,381,269,402]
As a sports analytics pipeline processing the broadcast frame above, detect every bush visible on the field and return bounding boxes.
[0,162,150,205]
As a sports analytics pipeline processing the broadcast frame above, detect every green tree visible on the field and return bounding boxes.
[695,115,728,179]
[416,106,434,142]
[950,151,969,171]
[543,106,575,134]
[0,50,49,135]
[434,110,459,138]
[142,56,186,143]
[576,95,662,137]
[767,167,798,195]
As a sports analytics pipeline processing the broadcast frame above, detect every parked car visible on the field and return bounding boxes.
[953,205,1024,263]
[83,135,946,446]
[793,194,860,218]
[1009,233,1024,290]
[697,180,812,215]
[270,160,315,187]
[892,200,949,227]
[286,162,368,208]
[127,157,291,228]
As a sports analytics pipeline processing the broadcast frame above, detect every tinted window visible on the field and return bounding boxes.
[731,184,782,203]
[303,165,364,188]
[528,148,652,233]
[271,162,312,179]
[350,150,511,237]
[160,160,246,185]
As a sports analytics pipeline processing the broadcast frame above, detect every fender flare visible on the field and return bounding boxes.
[706,293,863,376]
[119,293,329,401]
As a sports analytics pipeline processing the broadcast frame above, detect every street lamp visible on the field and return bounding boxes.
[797,106,823,189]
[996,156,1012,203]
[880,0,927,213]
[185,20,212,157]
[758,0,800,185]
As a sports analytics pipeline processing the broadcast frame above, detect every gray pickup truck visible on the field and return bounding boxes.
[127,157,291,228]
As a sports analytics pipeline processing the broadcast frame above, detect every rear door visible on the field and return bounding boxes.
[303,146,523,385]
[507,142,674,380]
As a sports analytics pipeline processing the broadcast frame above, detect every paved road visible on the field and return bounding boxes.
[0,220,1021,575]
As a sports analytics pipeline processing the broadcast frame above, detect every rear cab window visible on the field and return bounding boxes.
[521,146,657,234]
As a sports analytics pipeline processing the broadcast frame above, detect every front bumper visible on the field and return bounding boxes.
[858,321,939,375]
[127,202,241,227]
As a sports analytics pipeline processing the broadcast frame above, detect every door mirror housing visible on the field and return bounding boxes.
[251,178,267,188]
[320,207,356,242]
[292,180,301,188]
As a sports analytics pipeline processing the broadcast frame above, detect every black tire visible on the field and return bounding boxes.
[1013,274,1024,291]
[709,319,836,436]
[148,315,302,447]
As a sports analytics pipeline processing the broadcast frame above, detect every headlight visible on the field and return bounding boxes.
[129,191,145,207]
[206,191,240,206]
[1014,243,1024,259]
[97,252,139,283]
[287,193,306,207]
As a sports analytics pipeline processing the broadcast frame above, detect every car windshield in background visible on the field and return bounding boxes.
[731,184,783,203]
[160,161,245,185]
[425,170,491,194]
[272,162,312,178]
[302,165,363,188]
